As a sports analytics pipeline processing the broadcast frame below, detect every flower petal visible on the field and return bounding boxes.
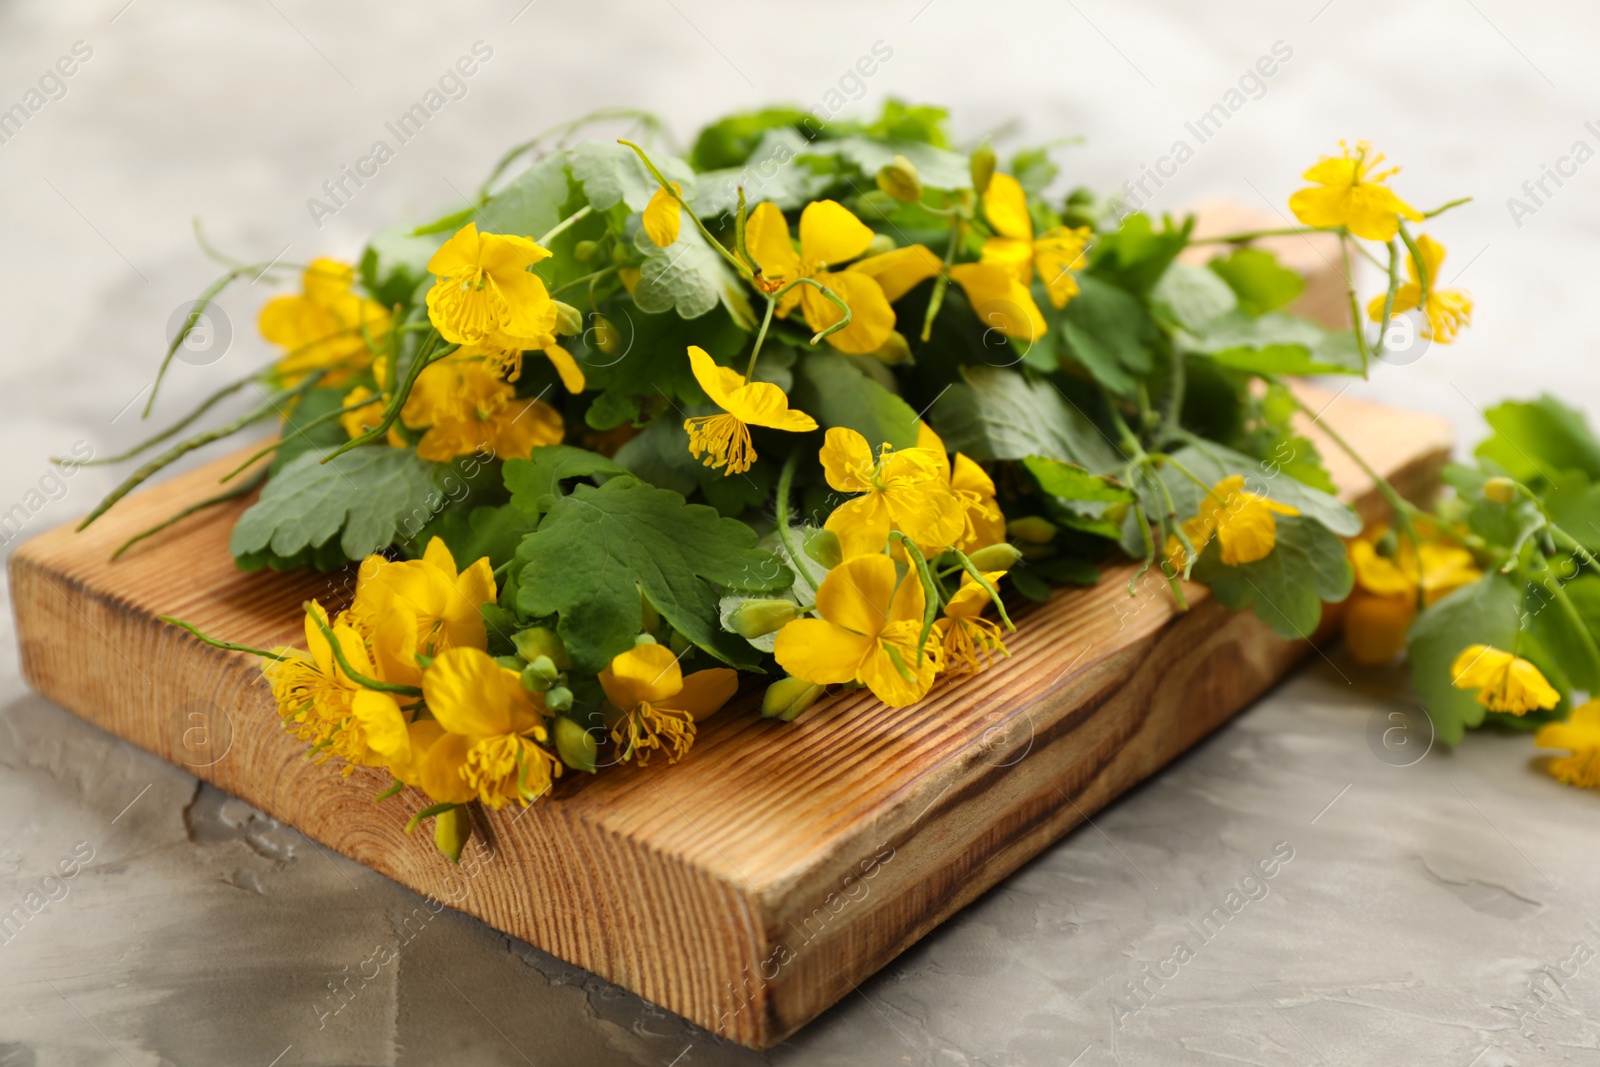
[774,619,875,685]
[801,270,895,354]
[814,553,899,638]
[746,202,801,281]
[849,244,942,303]
[665,668,740,722]
[819,426,876,493]
[798,200,875,267]
[642,184,683,248]
[982,173,1032,241]
[543,343,586,393]
[688,345,748,411]
[424,647,517,737]
[600,643,684,710]
[948,262,1047,344]
[427,223,484,278]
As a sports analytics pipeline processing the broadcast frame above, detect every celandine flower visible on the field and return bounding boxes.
[918,423,1006,552]
[1536,700,1600,788]
[346,537,497,686]
[424,223,559,350]
[1342,526,1480,665]
[259,258,391,386]
[417,647,560,809]
[642,183,683,248]
[1366,234,1473,344]
[682,346,817,475]
[819,427,965,559]
[977,173,1091,310]
[599,643,738,766]
[400,356,563,463]
[1288,140,1423,241]
[936,571,1009,676]
[1451,644,1560,715]
[264,603,391,773]
[1168,475,1299,569]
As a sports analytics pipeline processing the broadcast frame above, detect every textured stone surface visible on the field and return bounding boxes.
[3,0,1599,1063]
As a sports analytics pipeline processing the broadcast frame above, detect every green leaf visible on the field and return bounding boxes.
[631,222,741,321]
[576,302,748,415]
[359,224,446,310]
[513,478,792,673]
[792,353,918,450]
[826,136,970,191]
[690,108,815,170]
[1185,310,1362,376]
[1476,396,1600,484]
[1192,514,1352,639]
[1030,555,1101,586]
[1545,470,1600,554]
[1163,442,1361,537]
[1086,212,1193,296]
[569,140,695,213]
[479,153,570,238]
[503,445,625,520]
[694,129,836,218]
[612,416,771,516]
[1023,455,1135,504]
[230,447,441,564]
[417,504,533,572]
[1149,263,1237,334]
[272,387,354,475]
[1208,248,1305,314]
[1057,275,1161,396]
[931,366,1124,473]
[1407,573,1525,746]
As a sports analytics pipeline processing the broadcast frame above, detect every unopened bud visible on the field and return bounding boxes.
[633,633,657,646]
[544,685,573,714]
[553,301,584,336]
[433,806,471,864]
[965,542,1023,572]
[590,312,621,355]
[574,239,600,262]
[970,140,997,196]
[554,716,598,774]
[1484,476,1517,505]
[1007,516,1058,544]
[728,599,799,640]
[865,232,897,257]
[804,528,843,570]
[869,330,912,365]
[610,242,631,266]
[762,676,825,721]
[520,656,559,693]
[876,155,923,204]
[512,627,569,669]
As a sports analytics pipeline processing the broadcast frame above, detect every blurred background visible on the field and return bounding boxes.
[2,1,1598,1064]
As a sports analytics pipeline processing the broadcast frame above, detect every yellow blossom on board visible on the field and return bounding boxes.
[346,537,497,686]
[599,643,739,766]
[774,553,943,707]
[744,200,941,354]
[642,183,683,248]
[348,689,451,791]
[415,646,560,809]
[977,173,1091,309]
[1535,699,1600,788]
[1342,527,1481,664]
[400,355,564,463]
[1451,644,1560,716]
[1167,475,1300,569]
[263,602,393,773]
[1365,234,1473,344]
[259,258,391,386]
[682,346,818,475]
[1288,140,1424,241]
[935,571,1010,676]
[819,427,965,559]
[424,223,559,350]
[946,261,1048,344]
[917,422,1006,552]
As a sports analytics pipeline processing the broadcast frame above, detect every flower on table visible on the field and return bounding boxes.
[399,354,563,463]
[744,200,941,355]
[976,173,1091,310]
[936,571,1010,676]
[415,646,560,809]
[1450,644,1560,716]
[599,643,739,766]
[642,183,683,248]
[346,537,497,686]
[917,422,1006,552]
[263,602,394,773]
[1535,699,1600,788]
[774,553,943,707]
[1342,526,1480,665]
[1167,475,1300,570]
[1288,140,1424,241]
[1365,234,1473,344]
[259,258,391,386]
[819,427,965,560]
[683,345,817,476]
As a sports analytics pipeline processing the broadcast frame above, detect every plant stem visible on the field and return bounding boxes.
[69,373,261,467]
[775,450,817,596]
[920,204,968,341]
[1338,232,1371,376]
[618,140,754,282]
[161,615,290,661]
[145,260,292,417]
[321,332,450,463]
[537,205,593,246]
[745,296,777,380]
[1397,220,1429,309]
[1190,224,1336,245]
[306,604,424,696]
[1283,387,1417,537]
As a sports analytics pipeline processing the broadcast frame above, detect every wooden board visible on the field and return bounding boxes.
[8,388,1452,1048]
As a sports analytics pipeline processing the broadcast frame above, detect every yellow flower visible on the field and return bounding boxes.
[400,354,564,463]
[259,258,391,386]
[338,385,406,447]
[1535,699,1600,788]
[1288,140,1424,241]
[1365,234,1473,344]
[347,537,497,686]
[682,345,818,475]
[774,553,942,707]
[473,340,586,394]
[424,223,559,350]
[348,689,450,791]
[1451,644,1561,716]
[643,183,683,248]
[744,200,941,354]
[936,571,1009,676]
[917,422,1006,552]
[599,643,739,766]
[416,647,560,809]
[1168,475,1300,569]
[977,173,1091,309]
[819,427,966,559]
[263,602,392,772]
[1342,527,1481,665]
[946,261,1048,344]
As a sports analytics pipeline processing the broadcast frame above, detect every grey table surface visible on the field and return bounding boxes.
[3,1,1599,1064]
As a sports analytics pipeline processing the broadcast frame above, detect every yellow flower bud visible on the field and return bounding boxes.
[590,313,621,356]
[965,542,1023,572]
[433,806,471,864]
[512,627,569,669]
[553,301,584,336]
[970,140,997,196]
[804,528,843,570]
[1484,476,1517,505]
[554,716,598,774]
[1007,516,1058,544]
[762,675,825,721]
[876,155,923,203]
[728,599,799,640]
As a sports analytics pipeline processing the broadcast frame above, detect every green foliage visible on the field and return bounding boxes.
[1193,515,1354,639]
[1476,396,1600,483]
[1057,275,1163,396]
[1184,310,1363,376]
[1408,574,1527,746]
[359,225,444,309]
[931,366,1123,472]
[479,153,570,239]
[512,478,792,673]
[1087,212,1193,295]
[570,140,696,213]
[1208,248,1305,314]
[792,353,919,449]
[1149,262,1237,333]
[1161,442,1361,537]
[690,107,815,170]
[504,445,625,519]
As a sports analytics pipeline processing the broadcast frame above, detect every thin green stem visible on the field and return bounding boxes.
[893,533,945,662]
[537,204,593,246]
[1541,569,1600,684]
[321,332,451,463]
[548,266,617,297]
[161,615,290,661]
[920,203,968,342]
[1372,239,1400,356]
[1190,224,1336,245]
[771,277,853,346]
[306,604,424,697]
[618,140,754,282]
[1338,233,1370,376]
[745,296,777,380]
[218,392,382,483]
[775,450,817,596]
[951,549,1015,630]
[68,373,261,467]
[145,260,291,417]
[1397,220,1429,310]
[1283,387,1418,538]
[1423,196,1472,219]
